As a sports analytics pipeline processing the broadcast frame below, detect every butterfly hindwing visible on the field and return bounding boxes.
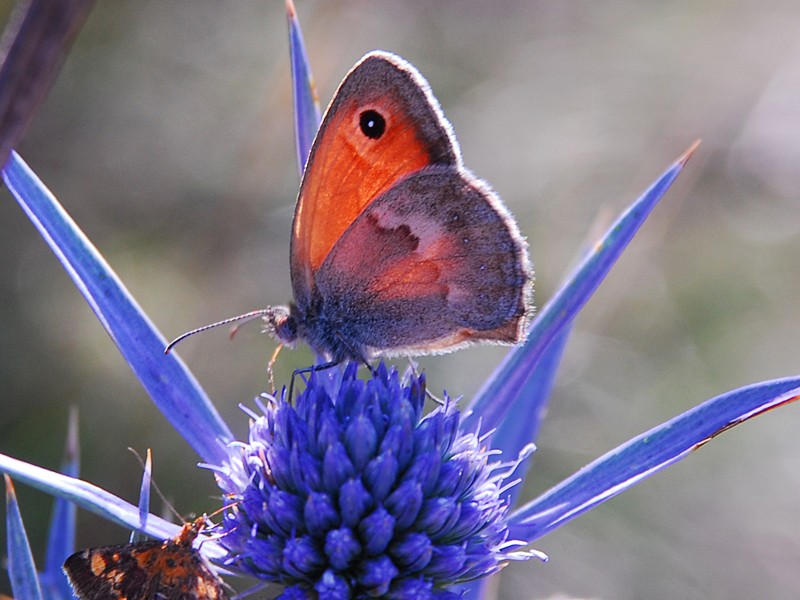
[309,166,531,358]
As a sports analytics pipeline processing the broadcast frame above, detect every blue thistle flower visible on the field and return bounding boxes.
[213,363,538,598]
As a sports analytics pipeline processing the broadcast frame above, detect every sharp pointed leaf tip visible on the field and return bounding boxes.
[5,475,45,600]
[286,0,321,175]
[45,412,80,575]
[507,377,800,542]
[466,149,690,436]
[66,406,80,468]
[138,448,153,525]
[3,152,233,463]
[678,139,701,166]
[692,392,800,451]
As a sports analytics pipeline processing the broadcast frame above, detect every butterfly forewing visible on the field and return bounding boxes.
[291,52,459,303]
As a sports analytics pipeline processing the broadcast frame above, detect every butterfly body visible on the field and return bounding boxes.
[266,51,533,363]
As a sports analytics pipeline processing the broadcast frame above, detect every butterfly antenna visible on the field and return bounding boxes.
[205,499,239,521]
[192,500,242,549]
[164,309,271,354]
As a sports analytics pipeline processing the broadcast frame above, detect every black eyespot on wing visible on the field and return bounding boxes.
[359,109,386,139]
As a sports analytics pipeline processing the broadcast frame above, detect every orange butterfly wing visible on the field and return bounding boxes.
[290,52,459,303]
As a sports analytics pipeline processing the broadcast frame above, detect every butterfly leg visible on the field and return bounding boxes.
[288,360,340,402]
[267,344,284,394]
[405,358,444,405]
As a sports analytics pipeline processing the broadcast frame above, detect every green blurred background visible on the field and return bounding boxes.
[2,1,800,598]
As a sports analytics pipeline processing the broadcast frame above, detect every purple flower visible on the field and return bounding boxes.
[213,363,538,597]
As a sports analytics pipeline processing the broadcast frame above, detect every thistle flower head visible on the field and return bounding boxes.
[213,362,531,598]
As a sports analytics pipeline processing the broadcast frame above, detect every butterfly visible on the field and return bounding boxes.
[62,517,228,600]
[169,51,533,367]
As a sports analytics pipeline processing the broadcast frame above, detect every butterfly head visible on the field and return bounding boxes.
[262,305,298,347]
